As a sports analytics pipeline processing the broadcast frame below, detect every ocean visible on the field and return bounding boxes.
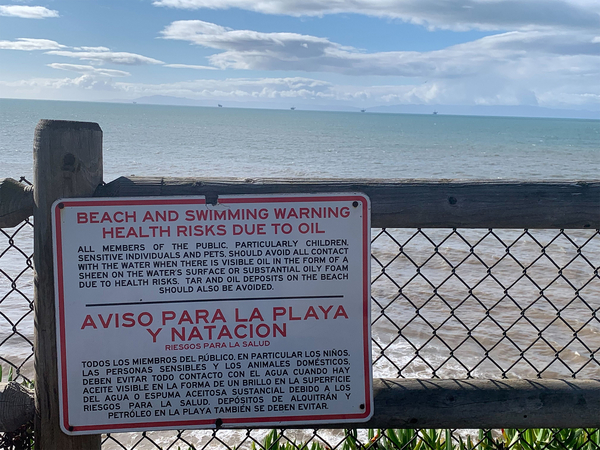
[0,99,599,445]
[1,98,599,182]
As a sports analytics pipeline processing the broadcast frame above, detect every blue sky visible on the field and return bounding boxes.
[0,0,599,112]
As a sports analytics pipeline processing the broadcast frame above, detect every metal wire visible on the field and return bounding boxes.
[0,178,34,386]
[1,178,599,449]
[370,227,600,380]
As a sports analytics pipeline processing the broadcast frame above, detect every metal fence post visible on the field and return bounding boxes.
[33,120,102,449]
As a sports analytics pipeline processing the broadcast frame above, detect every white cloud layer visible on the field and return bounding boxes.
[1,3,597,110]
[0,38,65,50]
[48,63,131,77]
[160,20,600,79]
[125,75,600,107]
[0,38,180,68]
[0,75,119,98]
[0,5,58,18]
[153,0,600,31]
[116,77,335,99]
[4,71,597,109]
[0,75,334,102]
[74,46,111,52]
[164,63,218,70]
[151,20,600,108]
[7,21,595,108]
[0,36,210,72]
[46,49,164,65]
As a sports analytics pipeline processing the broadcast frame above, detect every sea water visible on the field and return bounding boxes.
[0,99,598,445]
[1,98,598,182]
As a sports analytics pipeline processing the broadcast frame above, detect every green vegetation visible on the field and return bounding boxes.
[246,428,600,450]
[0,365,34,389]
[1,370,598,450]
[0,365,11,383]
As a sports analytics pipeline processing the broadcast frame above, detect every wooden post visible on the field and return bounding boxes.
[33,120,102,449]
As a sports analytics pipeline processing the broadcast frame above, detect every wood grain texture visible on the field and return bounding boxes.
[314,378,600,429]
[33,120,102,449]
[98,177,600,229]
[0,382,34,432]
[0,178,34,228]
[5,377,598,432]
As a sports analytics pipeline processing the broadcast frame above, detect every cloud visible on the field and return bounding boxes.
[470,30,600,56]
[109,75,600,108]
[164,63,218,70]
[2,72,598,108]
[46,49,164,65]
[155,20,600,108]
[161,21,340,71]
[0,75,335,102]
[0,75,119,93]
[162,21,338,54]
[48,63,131,77]
[73,46,111,52]
[0,36,204,71]
[0,37,65,50]
[160,20,600,79]
[153,0,600,31]
[0,5,58,18]
[1,14,597,109]
[0,38,165,66]
[114,76,336,100]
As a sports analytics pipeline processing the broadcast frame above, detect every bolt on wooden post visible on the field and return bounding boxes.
[33,120,102,449]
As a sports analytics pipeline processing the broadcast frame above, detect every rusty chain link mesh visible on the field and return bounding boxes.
[1,178,599,450]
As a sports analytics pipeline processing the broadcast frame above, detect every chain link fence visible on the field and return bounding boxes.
[0,177,34,387]
[1,178,599,450]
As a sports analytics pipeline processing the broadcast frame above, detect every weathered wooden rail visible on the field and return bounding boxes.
[0,120,599,448]
[3,176,599,230]
[0,177,34,228]
[3,378,600,432]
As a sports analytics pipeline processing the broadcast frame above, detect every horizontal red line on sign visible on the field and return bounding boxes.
[85,294,344,307]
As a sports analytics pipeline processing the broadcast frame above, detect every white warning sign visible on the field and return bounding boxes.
[52,193,372,434]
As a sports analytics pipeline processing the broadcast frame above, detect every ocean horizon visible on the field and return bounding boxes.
[3,95,600,119]
[1,98,598,183]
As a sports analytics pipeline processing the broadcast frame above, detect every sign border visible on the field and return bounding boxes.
[53,193,372,434]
